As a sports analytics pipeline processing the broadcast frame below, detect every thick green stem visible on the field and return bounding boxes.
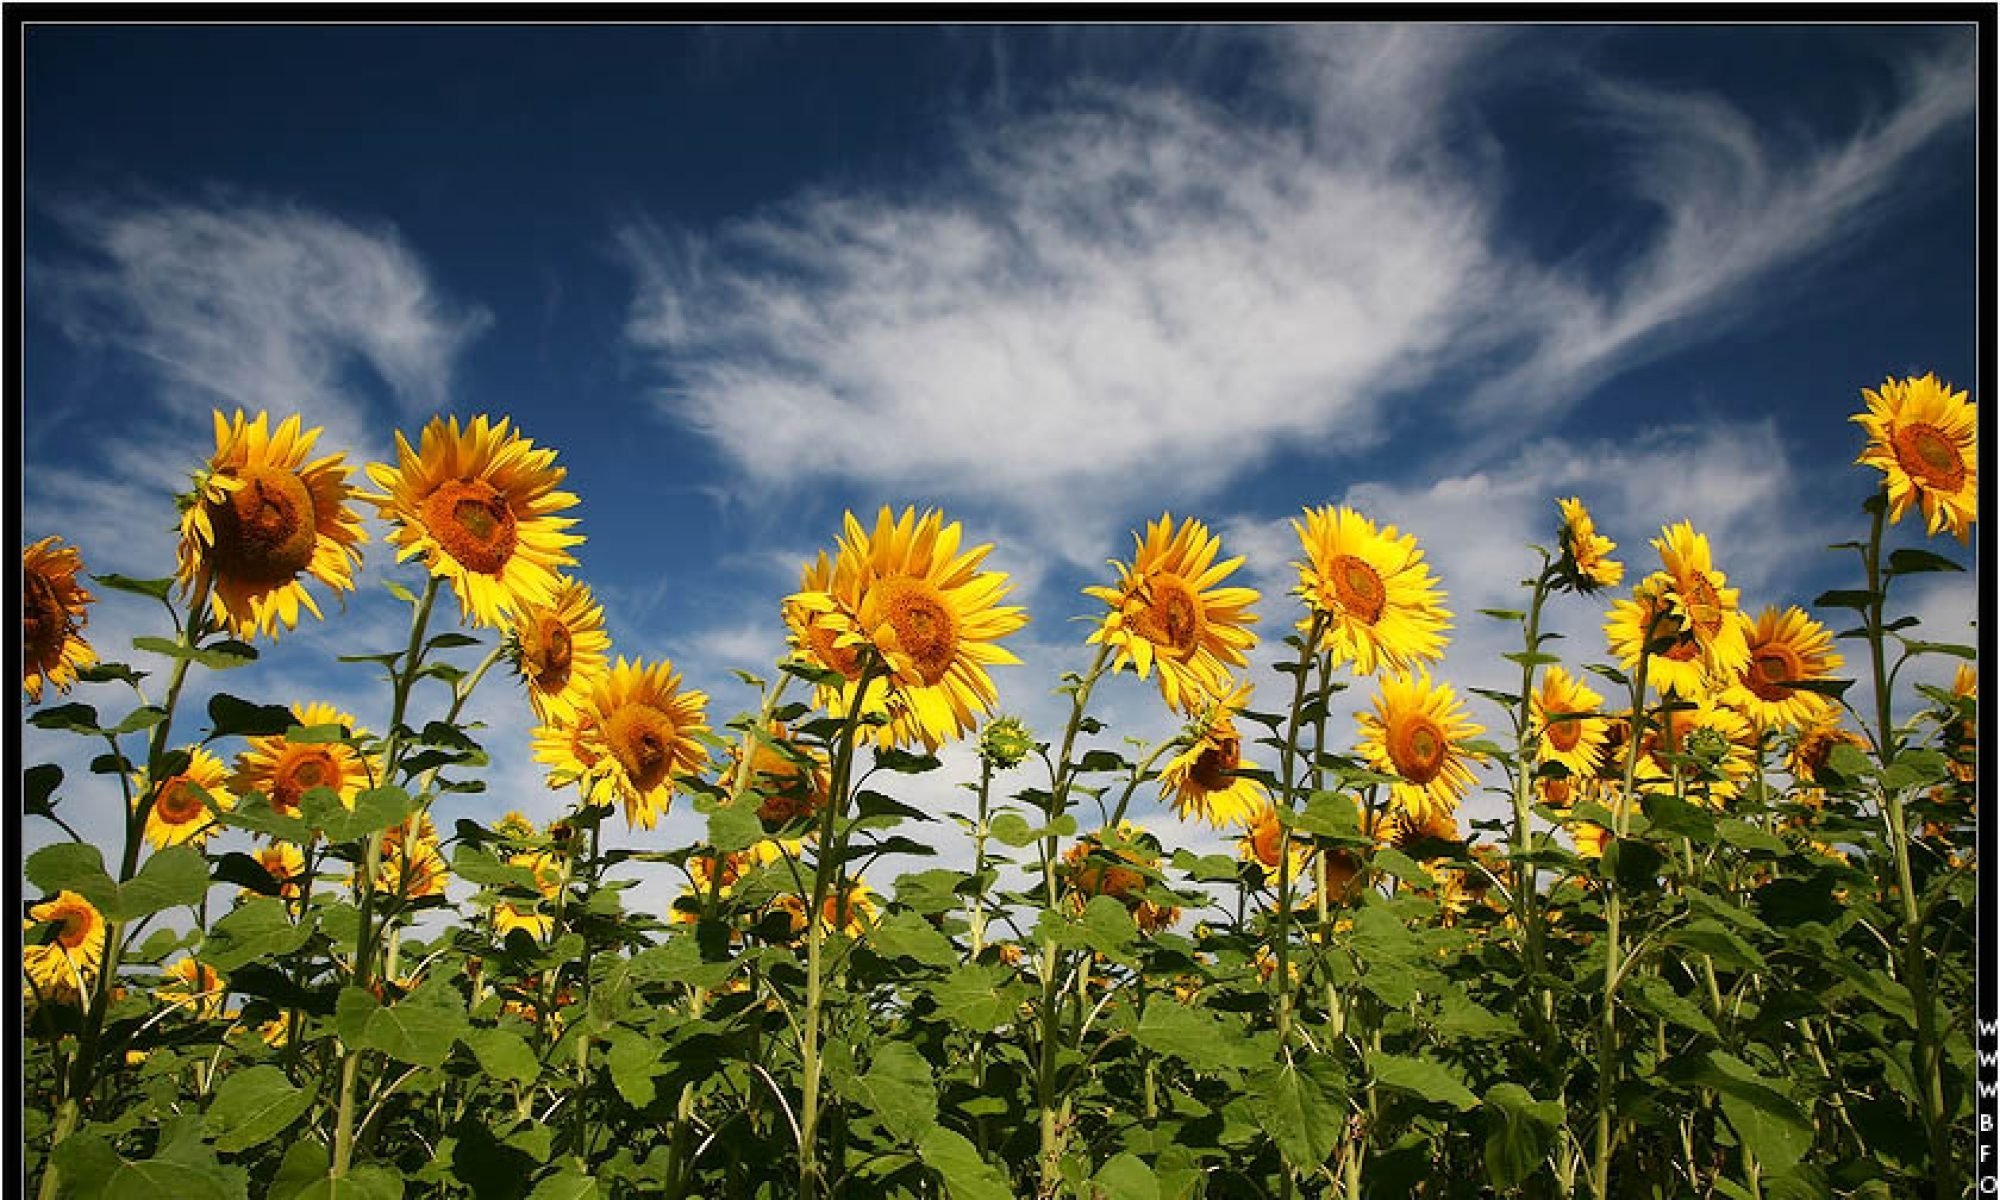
[1590,635,1655,1200]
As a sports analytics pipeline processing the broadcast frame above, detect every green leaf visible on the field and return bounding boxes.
[1135,1002,1260,1072]
[1691,1053,1813,1172]
[289,1165,405,1200]
[1630,975,1718,1038]
[426,631,484,651]
[306,786,414,843]
[218,793,311,843]
[1293,791,1363,840]
[1372,1052,1478,1110]
[1897,639,1978,662]
[1477,608,1526,621]
[98,1158,245,1200]
[206,1065,313,1152]
[605,1030,660,1107]
[1077,749,1129,773]
[987,811,1037,847]
[207,694,297,739]
[926,963,1027,1033]
[856,1041,939,1142]
[46,844,211,922]
[874,746,941,774]
[363,997,469,1067]
[1371,847,1435,888]
[200,897,310,972]
[868,911,958,968]
[1249,1057,1344,1173]
[93,572,175,602]
[1091,1153,1160,1200]
[336,986,381,1044]
[465,1028,540,1085]
[30,702,103,734]
[1882,749,1952,792]
[1885,547,1964,575]
[1482,1083,1563,1189]
[25,763,63,815]
[132,635,258,670]
[1080,895,1139,962]
[450,845,540,890]
[1668,920,1767,972]
[1715,819,1791,856]
[111,705,169,735]
[27,842,113,897]
[705,802,762,853]
[268,1139,331,1200]
[525,1171,600,1200]
[917,1125,1013,1200]
[1813,589,1880,612]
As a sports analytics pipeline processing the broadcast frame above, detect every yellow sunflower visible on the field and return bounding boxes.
[135,746,234,849]
[22,891,106,1006]
[1788,716,1867,799]
[1941,664,1977,785]
[1158,683,1269,828]
[1292,506,1451,677]
[774,878,878,939]
[365,414,583,629]
[1062,823,1179,933]
[1356,668,1485,826]
[1635,699,1756,806]
[22,536,97,703]
[158,958,229,1020]
[1555,497,1623,592]
[506,576,611,724]
[232,702,370,825]
[1083,514,1259,713]
[575,657,711,830]
[531,706,608,793]
[176,410,367,641]
[492,850,565,941]
[1236,803,1304,882]
[1532,665,1610,780]
[728,723,829,831]
[1853,372,1978,543]
[1722,606,1843,731]
[377,814,449,899]
[1568,818,1611,860]
[1653,521,1750,678]
[1383,804,1460,852]
[786,507,1028,750]
[247,843,306,900]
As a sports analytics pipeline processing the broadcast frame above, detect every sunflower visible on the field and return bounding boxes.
[23,536,97,703]
[365,414,583,629]
[1653,522,1750,678]
[1356,668,1485,826]
[247,843,306,900]
[233,702,370,825]
[728,723,829,830]
[22,891,106,1006]
[1311,846,1368,906]
[492,849,565,941]
[1236,803,1302,881]
[786,507,1028,750]
[1555,497,1623,592]
[1532,665,1610,780]
[575,657,711,830]
[1568,818,1611,860]
[1158,683,1269,828]
[1606,573,1733,701]
[158,958,229,1020]
[1635,699,1756,805]
[774,878,878,939]
[1292,506,1451,677]
[531,707,608,793]
[1084,514,1259,713]
[1788,716,1868,798]
[1383,804,1460,853]
[377,813,450,899]
[1062,823,1179,932]
[176,410,367,641]
[1853,373,1978,543]
[1722,606,1843,731]
[136,746,234,849]
[1941,664,1977,786]
[506,576,611,725]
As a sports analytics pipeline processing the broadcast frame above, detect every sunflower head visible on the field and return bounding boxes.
[977,715,1036,770]
[23,536,97,703]
[1722,606,1843,731]
[1853,373,1978,543]
[365,414,584,629]
[506,576,612,724]
[1636,699,1756,806]
[249,843,306,900]
[1237,803,1297,879]
[1291,506,1451,677]
[158,958,229,1020]
[1533,665,1610,780]
[1062,823,1177,931]
[1356,667,1485,827]
[231,702,371,827]
[1555,497,1623,592]
[728,723,829,831]
[1159,682,1269,829]
[23,891,107,1006]
[176,410,367,641]
[575,657,711,830]
[1083,514,1259,713]
[1653,522,1748,678]
[136,746,235,849]
[773,878,877,940]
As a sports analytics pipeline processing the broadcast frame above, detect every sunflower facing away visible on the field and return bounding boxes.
[1084,514,1259,713]
[22,891,106,1007]
[23,536,97,703]
[366,414,583,629]
[136,746,235,849]
[232,702,371,824]
[492,849,566,941]
[1853,373,1978,543]
[507,576,611,724]
[158,958,230,1020]
[574,657,711,830]
[176,410,367,641]
[774,878,879,940]
[1293,506,1451,677]
[1158,682,1269,828]
[1555,497,1623,592]
[1356,667,1485,827]
[1722,606,1843,731]
[786,507,1027,751]
[1532,665,1610,781]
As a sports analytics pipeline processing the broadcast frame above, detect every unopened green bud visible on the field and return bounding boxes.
[979,716,1035,769]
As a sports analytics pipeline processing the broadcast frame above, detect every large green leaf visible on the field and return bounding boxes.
[855,1041,939,1142]
[1134,1002,1260,1072]
[916,1126,1012,1200]
[206,1065,314,1153]
[200,897,309,973]
[1091,1153,1161,1200]
[525,1172,600,1200]
[306,787,414,844]
[29,844,209,922]
[926,963,1027,1033]
[868,911,959,968]
[1482,1083,1563,1190]
[1371,1052,1479,1111]
[466,1028,541,1085]
[362,997,468,1067]
[1249,1057,1343,1173]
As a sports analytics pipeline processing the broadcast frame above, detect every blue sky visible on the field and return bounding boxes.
[22,24,1982,906]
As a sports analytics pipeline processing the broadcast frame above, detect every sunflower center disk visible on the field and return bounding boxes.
[423,480,519,575]
[1131,574,1204,658]
[528,616,574,691]
[877,578,959,687]
[22,570,71,665]
[606,704,678,793]
[274,749,341,813]
[154,779,208,825]
[1545,718,1583,754]
[1330,556,1387,625]
[1746,647,1801,702]
[1390,716,1449,785]
[55,907,96,950]
[1893,422,1967,490]
[211,466,319,585]
[1189,736,1239,792]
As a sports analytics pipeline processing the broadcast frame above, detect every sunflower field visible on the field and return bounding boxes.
[19,375,1980,1200]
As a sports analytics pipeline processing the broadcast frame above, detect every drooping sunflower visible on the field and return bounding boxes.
[786,507,1028,751]
[232,702,370,824]
[1383,803,1460,853]
[365,414,583,629]
[1555,497,1623,592]
[22,891,106,1006]
[136,746,234,849]
[23,536,97,703]
[176,410,367,641]
[1788,716,1868,800]
[1237,802,1304,883]
[1853,372,1978,543]
[158,958,229,1020]
[575,657,710,830]
[1062,823,1179,933]
[1158,682,1268,828]
[1355,668,1485,826]
[1532,665,1610,780]
[506,576,611,725]
[492,850,565,941]
[1292,506,1451,677]
[1084,514,1259,713]
[1722,606,1843,731]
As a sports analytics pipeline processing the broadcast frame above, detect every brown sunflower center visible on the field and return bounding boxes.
[55,907,97,950]
[804,619,865,681]
[1189,734,1240,792]
[1680,575,1723,641]
[605,703,679,794]
[526,615,574,692]
[1389,714,1449,785]
[1545,715,1583,754]
[1250,818,1285,868]
[1330,555,1386,625]
[210,466,319,585]
[875,577,959,686]
[1130,574,1204,658]
[1892,422,1967,491]
[153,778,208,826]
[22,568,72,668]
[273,748,343,814]
[1746,645,1803,703]
[421,480,518,575]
